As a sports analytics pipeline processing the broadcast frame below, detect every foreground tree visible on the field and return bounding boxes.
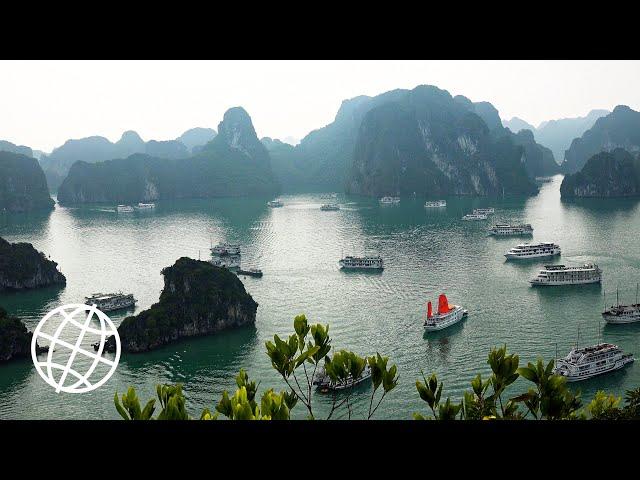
[115,314,398,420]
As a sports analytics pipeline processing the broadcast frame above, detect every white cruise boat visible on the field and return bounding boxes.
[85,292,136,312]
[313,364,372,392]
[320,203,340,211]
[209,255,241,269]
[424,200,446,208]
[339,255,384,270]
[379,196,400,204]
[462,213,487,221]
[553,343,634,382]
[488,224,533,236]
[267,200,284,208]
[473,207,495,215]
[134,202,155,210]
[116,205,134,213]
[530,264,602,286]
[602,286,640,324]
[504,242,560,260]
[210,243,241,256]
[423,294,468,331]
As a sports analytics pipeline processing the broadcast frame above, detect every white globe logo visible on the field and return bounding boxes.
[31,304,121,394]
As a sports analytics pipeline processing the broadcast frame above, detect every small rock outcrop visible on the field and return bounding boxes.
[0,307,47,362]
[0,237,66,291]
[108,257,258,353]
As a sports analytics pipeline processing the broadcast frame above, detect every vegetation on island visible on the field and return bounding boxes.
[57,108,279,204]
[0,151,54,212]
[562,105,640,174]
[0,237,66,291]
[109,257,257,353]
[114,316,640,420]
[0,307,33,362]
[346,86,543,198]
[560,148,640,198]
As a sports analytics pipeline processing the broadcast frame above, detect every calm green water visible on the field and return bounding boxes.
[2,175,640,419]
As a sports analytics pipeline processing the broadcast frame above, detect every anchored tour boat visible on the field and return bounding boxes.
[462,213,487,221]
[530,264,602,286]
[553,343,634,382]
[473,207,495,215]
[339,255,384,270]
[210,243,241,256]
[424,200,446,208]
[312,364,372,392]
[321,203,340,211]
[379,196,400,205]
[602,285,640,324]
[134,202,155,210]
[116,205,134,213]
[504,242,561,260]
[267,200,284,208]
[85,292,136,312]
[488,224,533,236]
[423,294,468,331]
[236,268,263,278]
[209,255,241,269]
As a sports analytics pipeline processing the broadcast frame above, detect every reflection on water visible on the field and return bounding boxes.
[1,177,640,419]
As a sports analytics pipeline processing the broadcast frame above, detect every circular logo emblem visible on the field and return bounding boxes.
[31,304,121,394]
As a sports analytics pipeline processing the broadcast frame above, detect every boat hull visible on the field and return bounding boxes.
[556,357,634,382]
[504,252,560,260]
[602,312,640,324]
[424,307,467,331]
[530,277,601,286]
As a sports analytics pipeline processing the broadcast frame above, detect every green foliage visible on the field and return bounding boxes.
[114,316,640,421]
[586,391,621,420]
[0,237,65,289]
[0,307,35,361]
[514,358,581,420]
[416,346,583,420]
[114,387,156,420]
[561,148,640,198]
[215,369,295,420]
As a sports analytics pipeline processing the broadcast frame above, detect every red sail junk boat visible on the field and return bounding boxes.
[424,293,468,331]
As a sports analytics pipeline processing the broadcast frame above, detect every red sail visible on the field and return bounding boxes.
[438,294,452,314]
[427,301,432,318]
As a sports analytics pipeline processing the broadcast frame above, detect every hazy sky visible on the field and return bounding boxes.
[1,60,639,152]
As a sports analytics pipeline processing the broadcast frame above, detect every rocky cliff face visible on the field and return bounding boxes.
[511,129,559,178]
[560,148,640,198]
[0,308,33,361]
[108,257,257,353]
[562,106,640,174]
[346,86,537,197]
[57,108,279,204]
[0,151,54,212]
[0,237,66,291]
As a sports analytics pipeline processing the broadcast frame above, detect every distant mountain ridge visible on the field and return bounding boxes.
[57,107,279,204]
[561,106,640,174]
[0,140,33,158]
[503,117,536,133]
[39,128,217,191]
[501,110,609,166]
[177,128,217,153]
